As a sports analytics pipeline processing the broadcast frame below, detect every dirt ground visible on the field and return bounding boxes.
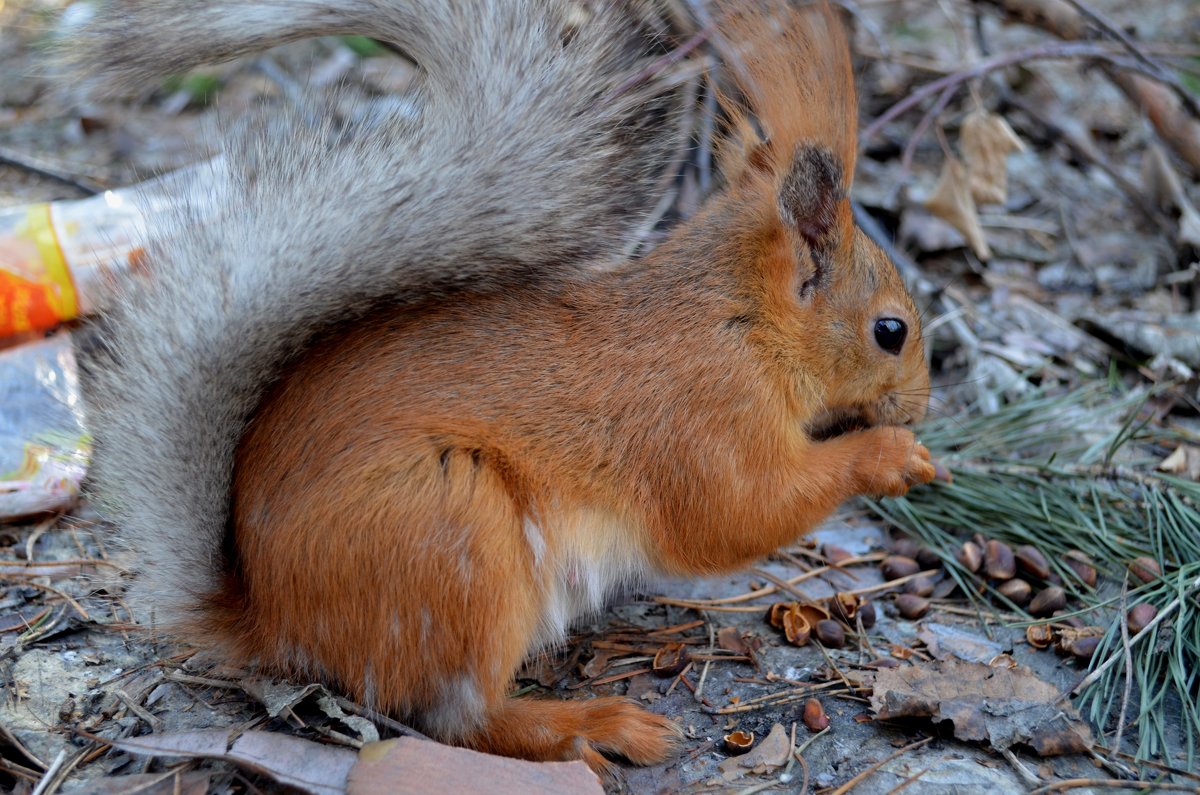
[2,0,1199,793]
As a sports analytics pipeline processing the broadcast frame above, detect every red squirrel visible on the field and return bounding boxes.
[74,0,934,774]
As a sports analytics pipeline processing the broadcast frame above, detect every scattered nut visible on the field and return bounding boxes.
[814,619,845,648]
[895,594,930,620]
[880,555,920,580]
[857,599,877,629]
[1063,551,1098,588]
[1129,556,1161,584]
[996,578,1031,606]
[904,576,935,598]
[984,540,1017,580]
[823,544,854,566]
[1052,610,1086,630]
[1127,602,1158,635]
[803,698,830,732]
[723,730,755,754]
[1029,586,1066,617]
[915,546,942,569]
[956,541,983,573]
[652,643,690,677]
[1057,627,1104,661]
[1015,545,1051,580]
[796,603,832,627]
[891,538,920,560]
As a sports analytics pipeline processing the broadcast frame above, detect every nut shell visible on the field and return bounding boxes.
[1026,623,1055,649]
[782,608,812,646]
[723,730,755,754]
[652,643,690,677]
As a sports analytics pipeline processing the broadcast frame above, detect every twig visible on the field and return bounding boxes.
[18,581,91,622]
[0,147,104,195]
[30,750,67,795]
[0,723,46,771]
[1029,780,1200,794]
[115,689,165,733]
[1001,747,1043,788]
[861,42,1157,143]
[750,567,815,602]
[1111,578,1134,756]
[827,736,934,795]
[887,766,933,794]
[657,556,882,607]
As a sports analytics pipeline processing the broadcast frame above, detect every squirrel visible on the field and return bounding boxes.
[69,0,935,774]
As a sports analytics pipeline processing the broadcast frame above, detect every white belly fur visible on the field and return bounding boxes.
[526,508,654,651]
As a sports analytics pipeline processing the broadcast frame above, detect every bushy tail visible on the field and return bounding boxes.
[69,0,685,627]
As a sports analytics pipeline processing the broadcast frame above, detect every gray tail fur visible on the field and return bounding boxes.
[70,0,685,628]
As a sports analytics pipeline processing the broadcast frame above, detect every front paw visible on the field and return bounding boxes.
[850,426,936,497]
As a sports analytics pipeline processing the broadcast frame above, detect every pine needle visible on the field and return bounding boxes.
[867,383,1200,771]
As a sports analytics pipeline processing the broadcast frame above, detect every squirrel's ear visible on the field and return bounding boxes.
[778,145,848,250]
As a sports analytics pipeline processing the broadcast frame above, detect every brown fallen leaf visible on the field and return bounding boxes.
[961,108,1025,206]
[718,721,792,780]
[869,658,1093,756]
[347,738,603,795]
[1158,444,1200,481]
[112,730,356,795]
[924,155,991,260]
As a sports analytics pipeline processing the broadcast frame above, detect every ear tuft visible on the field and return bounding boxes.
[778,146,845,247]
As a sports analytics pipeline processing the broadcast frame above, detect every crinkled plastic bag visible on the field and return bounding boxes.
[0,333,89,519]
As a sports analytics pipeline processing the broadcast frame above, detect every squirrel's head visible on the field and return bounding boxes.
[727,142,930,438]
[713,0,929,437]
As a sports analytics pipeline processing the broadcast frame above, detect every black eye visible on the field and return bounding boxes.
[874,318,907,355]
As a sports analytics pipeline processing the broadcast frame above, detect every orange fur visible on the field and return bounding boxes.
[202,0,934,772]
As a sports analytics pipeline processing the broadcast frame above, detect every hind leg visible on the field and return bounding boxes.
[235,435,677,772]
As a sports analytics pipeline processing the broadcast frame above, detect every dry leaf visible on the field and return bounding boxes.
[718,721,792,780]
[961,108,1025,205]
[112,730,356,795]
[1159,445,1200,480]
[925,155,991,260]
[869,658,1092,755]
[347,738,602,795]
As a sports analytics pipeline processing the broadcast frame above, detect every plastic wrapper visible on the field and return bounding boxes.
[0,162,218,339]
[0,333,89,520]
[0,162,224,519]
